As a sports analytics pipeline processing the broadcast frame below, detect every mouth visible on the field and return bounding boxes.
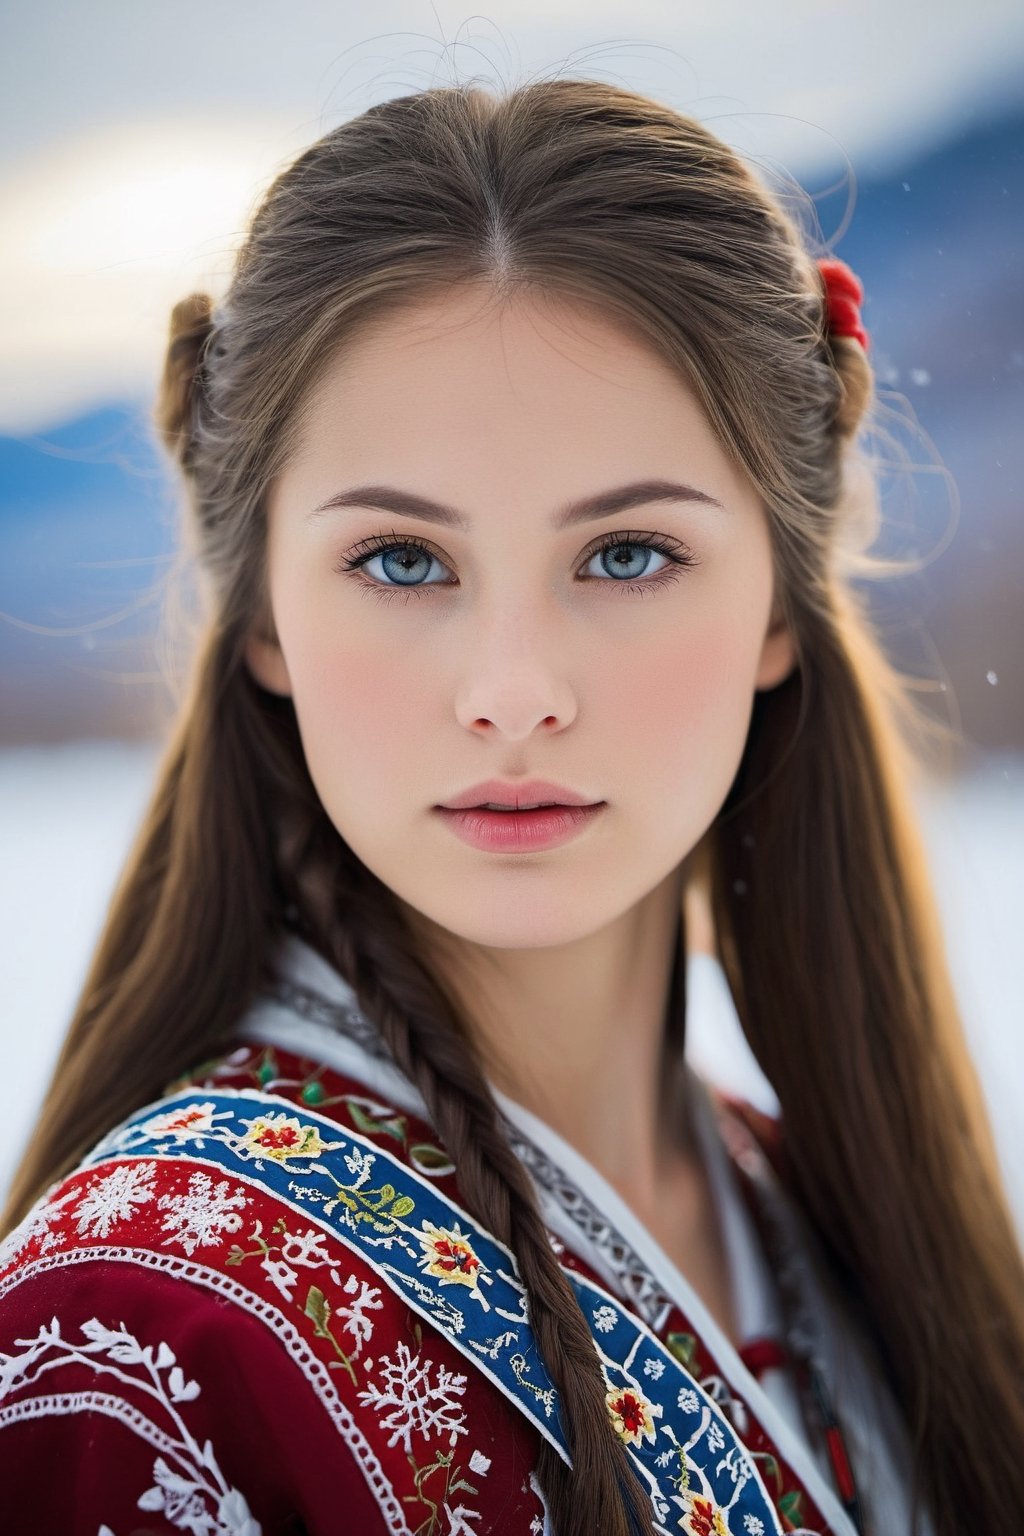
[433,801,607,852]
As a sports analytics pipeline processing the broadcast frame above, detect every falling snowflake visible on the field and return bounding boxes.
[677,1387,699,1414]
[73,1162,158,1239]
[592,1304,617,1334]
[643,1357,665,1380]
[357,1339,469,1453]
[155,1171,250,1256]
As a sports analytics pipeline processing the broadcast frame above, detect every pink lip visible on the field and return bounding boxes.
[438,779,601,811]
[434,803,607,853]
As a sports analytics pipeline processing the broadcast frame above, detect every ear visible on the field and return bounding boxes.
[754,600,798,692]
[244,629,293,698]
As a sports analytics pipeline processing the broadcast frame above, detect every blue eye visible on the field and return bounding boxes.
[337,530,700,604]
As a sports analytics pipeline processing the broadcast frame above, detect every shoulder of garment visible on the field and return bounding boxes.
[0,1039,549,1536]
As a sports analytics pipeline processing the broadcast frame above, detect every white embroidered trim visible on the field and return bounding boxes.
[0,1245,411,1536]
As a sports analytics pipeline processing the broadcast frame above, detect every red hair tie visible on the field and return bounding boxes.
[816,256,869,352]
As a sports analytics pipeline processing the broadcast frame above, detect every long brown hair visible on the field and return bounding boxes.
[3,78,1022,1535]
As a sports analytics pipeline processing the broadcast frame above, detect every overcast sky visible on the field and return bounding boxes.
[2,0,1022,432]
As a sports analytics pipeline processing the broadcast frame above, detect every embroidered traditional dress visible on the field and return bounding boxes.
[0,932,930,1536]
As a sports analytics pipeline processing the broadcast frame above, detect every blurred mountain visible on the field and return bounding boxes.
[1,101,1022,750]
[0,406,184,740]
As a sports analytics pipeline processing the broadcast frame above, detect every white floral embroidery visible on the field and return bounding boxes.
[342,1145,375,1187]
[706,1419,726,1453]
[332,1273,384,1356]
[592,1304,617,1334]
[643,1356,665,1380]
[261,1256,300,1303]
[155,1171,250,1257]
[137,1455,261,1534]
[73,1162,159,1239]
[743,1516,765,1534]
[443,1504,482,1534]
[0,1315,259,1534]
[468,1448,491,1475]
[677,1386,699,1414]
[716,1444,752,1491]
[357,1340,468,1454]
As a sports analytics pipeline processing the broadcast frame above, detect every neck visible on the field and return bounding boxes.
[401,866,696,1214]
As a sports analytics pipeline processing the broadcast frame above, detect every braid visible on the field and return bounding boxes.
[154,291,215,473]
[265,727,655,1536]
[828,334,874,441]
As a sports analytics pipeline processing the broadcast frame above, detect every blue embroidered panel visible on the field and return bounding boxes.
[82,1087,783,1535]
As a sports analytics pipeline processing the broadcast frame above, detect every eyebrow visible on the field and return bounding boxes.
[306,477,725,531]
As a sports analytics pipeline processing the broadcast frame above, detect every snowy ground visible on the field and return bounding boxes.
[1,740,1021,1241]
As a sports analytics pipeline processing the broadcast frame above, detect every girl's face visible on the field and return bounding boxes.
[249,285,795,953]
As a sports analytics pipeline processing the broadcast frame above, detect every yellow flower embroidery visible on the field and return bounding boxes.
[605,1383,659,1448]
[239,1112,325,1162]
[680,1493,731,1536]
[414,1221,487,1293]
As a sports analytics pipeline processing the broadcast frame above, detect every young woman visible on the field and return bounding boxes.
[1,78,1021,1536]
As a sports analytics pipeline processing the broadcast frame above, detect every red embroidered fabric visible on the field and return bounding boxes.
[0,1042,840,1535]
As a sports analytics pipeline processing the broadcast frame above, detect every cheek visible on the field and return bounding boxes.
[283,607,433,805]
[603,605,760,751]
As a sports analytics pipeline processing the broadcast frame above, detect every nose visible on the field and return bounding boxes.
[452,603,579,741]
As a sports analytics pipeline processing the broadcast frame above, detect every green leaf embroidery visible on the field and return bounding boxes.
[779,1489,804,1521]
[346,1099,408,1144]
[409,1142,456,1175]
[665,1331,697,1370]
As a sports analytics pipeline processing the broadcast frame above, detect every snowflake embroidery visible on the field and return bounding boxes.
[592,1304,617,1334]
[155,1171,250,1257]
[0,1184,77,1271]
[643,1356,665,1379]
[678,1386,700,1414]
[73,1162,158,1239]
[357,1339,469,1454]
[743,1517,765,1534]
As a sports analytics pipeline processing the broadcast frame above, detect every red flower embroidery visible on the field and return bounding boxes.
[431,1236,480,1276]
[256,1124,300,1150]
[604,1384,658,1447]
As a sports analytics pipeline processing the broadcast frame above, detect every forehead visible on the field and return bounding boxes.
[277,282,752,514]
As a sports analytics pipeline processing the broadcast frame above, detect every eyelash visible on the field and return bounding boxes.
[335,529,701,605]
